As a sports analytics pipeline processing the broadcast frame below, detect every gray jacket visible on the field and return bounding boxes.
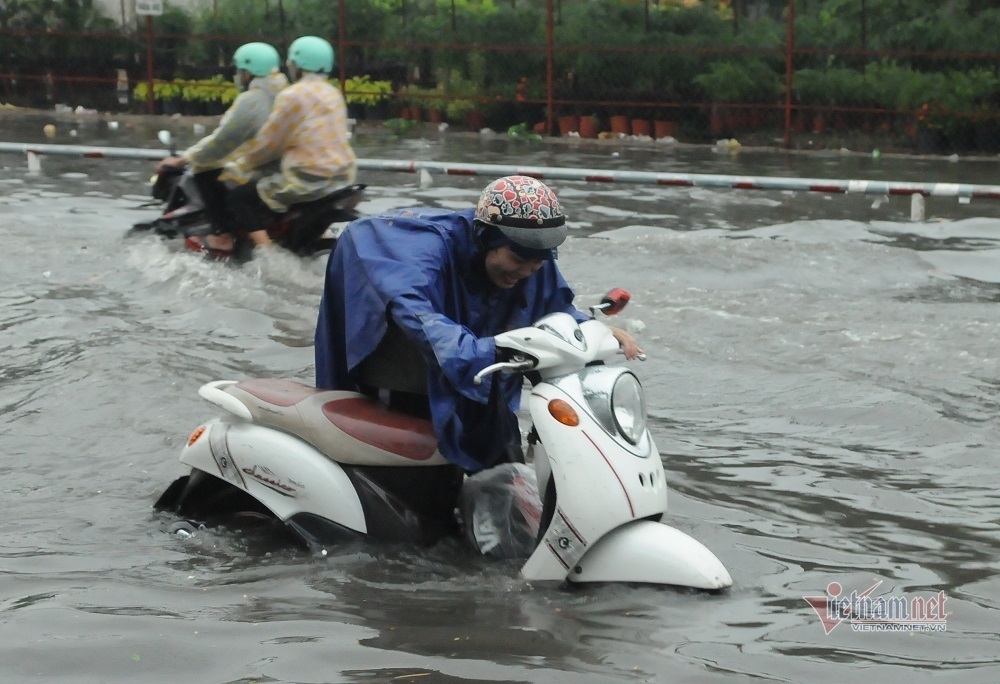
[183,70,288,172]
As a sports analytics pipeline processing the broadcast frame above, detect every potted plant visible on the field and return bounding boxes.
[441,97,474,127]
[424,87,448,123]
[507,122,543,141]
[863,62,912,134]
[435,72,481,129]
[609,114,630,136]
[631,116,652,138]
[792,68,829,134]
[180,79,207,116]
[824,67,868,130]
[217,81,238,114]
[579,114,599,139]
[343,75,392,120]
[914,100,950,153]
[654,119,677,140]
[398,84,430,121]
[941,69,998,151]
[131,81,150,113]
[897,70,957,152]
[153,80,182,115]
[211,75,237,115]
[557,113,579,136]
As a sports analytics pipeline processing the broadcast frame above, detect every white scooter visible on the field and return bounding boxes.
[155,291,733,590]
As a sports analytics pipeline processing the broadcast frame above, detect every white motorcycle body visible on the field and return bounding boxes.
[161,311,732,590]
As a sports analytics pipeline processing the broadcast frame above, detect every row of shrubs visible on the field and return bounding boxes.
[129,73,484,125]
[131,75,237,114]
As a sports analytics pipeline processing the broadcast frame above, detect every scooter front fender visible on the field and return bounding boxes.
[567,520,733,590]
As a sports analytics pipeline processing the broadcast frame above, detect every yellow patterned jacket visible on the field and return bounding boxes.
[226,73,356,184]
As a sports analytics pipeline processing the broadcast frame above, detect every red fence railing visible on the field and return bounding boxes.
[2,0,999,155]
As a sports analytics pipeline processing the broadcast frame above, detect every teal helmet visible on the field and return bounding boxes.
[287,36,335,74]
[232,42,280,77]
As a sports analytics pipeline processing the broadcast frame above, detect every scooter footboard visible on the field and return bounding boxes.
[180,420,367,534]
[567,520,733,590]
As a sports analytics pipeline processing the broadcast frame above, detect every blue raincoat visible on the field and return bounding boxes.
[314,207,587,471]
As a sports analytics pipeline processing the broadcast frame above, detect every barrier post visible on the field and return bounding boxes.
[338,0,347,95]
[546,0,555,137]
[145,16,155,115]
[784,0,795,149]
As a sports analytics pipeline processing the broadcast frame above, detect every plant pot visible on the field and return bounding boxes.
[428,108,443,123]
[400,106,412,120]
[812,113,827,135]
[409,106,423,122]
[466,109,485,130]
[916,128,948,154]
[558,115,579,136]
[975,121,1000,152]
[160,98,179,116]
[610,115,630,136]
[631,118,651,137]
[654,120,677,140]
[709,110,726,135]
[579,116,599,139]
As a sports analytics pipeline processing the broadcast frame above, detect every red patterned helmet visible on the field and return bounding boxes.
[474,175,567,250]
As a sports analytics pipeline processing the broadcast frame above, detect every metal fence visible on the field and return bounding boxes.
[2,0,999,154]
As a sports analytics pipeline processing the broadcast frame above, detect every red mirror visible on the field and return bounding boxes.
[600,288,631,315]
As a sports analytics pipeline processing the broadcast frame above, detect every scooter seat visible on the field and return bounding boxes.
[234,378,320,407]
[227,379,447,466]
[322,397,438,461]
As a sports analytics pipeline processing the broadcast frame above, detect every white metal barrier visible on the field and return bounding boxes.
[2,141,994,220]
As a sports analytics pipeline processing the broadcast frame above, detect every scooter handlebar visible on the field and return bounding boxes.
[473,356,536,386]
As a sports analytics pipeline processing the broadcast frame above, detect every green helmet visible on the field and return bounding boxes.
[287,36,335,74]
[232,42,280,77]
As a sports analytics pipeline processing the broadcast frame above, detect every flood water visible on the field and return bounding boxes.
[1,114,999,683]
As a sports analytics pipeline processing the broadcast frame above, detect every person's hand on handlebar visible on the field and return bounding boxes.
[156,156,187,174]
[609,326,643,360]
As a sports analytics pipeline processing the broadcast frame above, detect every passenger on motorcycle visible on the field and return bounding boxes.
[314,175,642,474]
[222,35,357,252]
[155,42,287,254]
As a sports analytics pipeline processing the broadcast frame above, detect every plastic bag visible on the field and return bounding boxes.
[460,463,542,559]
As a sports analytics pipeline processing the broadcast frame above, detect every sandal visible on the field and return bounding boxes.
[184,236,233,261]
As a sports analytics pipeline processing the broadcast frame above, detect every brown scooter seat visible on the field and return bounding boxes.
[223,379,448,467]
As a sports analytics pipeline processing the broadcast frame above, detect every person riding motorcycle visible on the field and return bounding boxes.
[222,35,357,252]
[155,42,287,255]
[314,175,642,475]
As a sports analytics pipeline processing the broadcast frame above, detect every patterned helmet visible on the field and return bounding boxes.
[287,36,335,74]
[474,176,567,250]
[232,42,280,77]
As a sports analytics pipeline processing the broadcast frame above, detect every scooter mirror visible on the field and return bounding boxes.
[598,288,631,316]
[157,130,172,147]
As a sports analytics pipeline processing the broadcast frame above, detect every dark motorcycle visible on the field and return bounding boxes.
[129,166,366,262]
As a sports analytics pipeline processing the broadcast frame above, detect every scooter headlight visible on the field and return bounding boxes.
[611,372,646,445]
